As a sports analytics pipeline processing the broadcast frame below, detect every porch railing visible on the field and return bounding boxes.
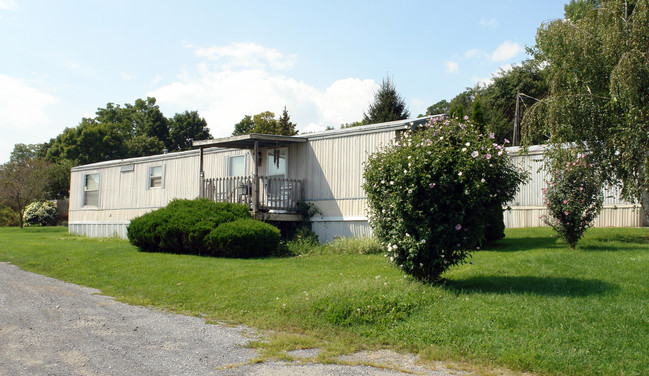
[201,175,303,213]
[259,176,303,212]
[202,176,253,205]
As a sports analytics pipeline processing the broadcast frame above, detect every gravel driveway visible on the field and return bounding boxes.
[0,262,465,376]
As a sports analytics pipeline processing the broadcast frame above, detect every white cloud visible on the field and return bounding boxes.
[192,42,297,71]
[464,49,489,60]
[120,72,137,81]
[480,18,499,28]
[0,0,18,11]
[472,63,517,87]
[445,61,459,74]
[472,75,493,87]
[0,74,59,162]
[491,41,523,62]
[149,44,378,137]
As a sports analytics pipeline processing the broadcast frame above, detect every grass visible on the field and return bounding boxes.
[1,226,648,375]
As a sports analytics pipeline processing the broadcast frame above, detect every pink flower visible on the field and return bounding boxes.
[455,224,462,230]
[486,154,492,160]
[489,133,495,139]
[504,138,510,144]
[429,183,436,188]
[563,200,567,204]
[463,115,469,120]
[564,211,569,216]
[471,151,479,158]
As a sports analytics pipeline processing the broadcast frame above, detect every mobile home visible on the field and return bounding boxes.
[69,117,643,240]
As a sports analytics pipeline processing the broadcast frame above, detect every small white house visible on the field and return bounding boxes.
[68,117,644,240]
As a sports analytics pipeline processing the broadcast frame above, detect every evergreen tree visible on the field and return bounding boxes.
[362,76,410,124]
[276,106,298,135]
[470,95,485,129]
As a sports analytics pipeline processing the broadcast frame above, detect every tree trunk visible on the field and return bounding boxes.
[642,188,649,227]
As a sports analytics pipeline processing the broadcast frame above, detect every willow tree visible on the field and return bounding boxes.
[524,0,649,223]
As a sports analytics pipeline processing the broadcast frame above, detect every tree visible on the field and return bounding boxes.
[470,95,485,129]
[363,76,410,124]
[168,111,212,151]
[232,109,299,136]
[0,144,50,228]
[46,97,213,166]
[480,61,548,142]
[340,120,367,128]
[425,100,450,116]
[276,106,298,136]
[232,115,255,136]
[524,0,649,223]
[564,0,603,20]
[251,111,278,134]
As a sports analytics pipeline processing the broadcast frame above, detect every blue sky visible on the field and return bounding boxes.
[0,0,568,163]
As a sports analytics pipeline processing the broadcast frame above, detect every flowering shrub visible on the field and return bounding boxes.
[23,201,58,226]
[542,155,603,249]
[363,116,526,282]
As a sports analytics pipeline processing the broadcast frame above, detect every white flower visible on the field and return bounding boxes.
[458,171,463,176]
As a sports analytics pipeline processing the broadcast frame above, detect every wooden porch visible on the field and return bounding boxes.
[200,175,304,221]
[194,133,308,222]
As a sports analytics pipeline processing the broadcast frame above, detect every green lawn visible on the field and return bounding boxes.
[1,226,648,375]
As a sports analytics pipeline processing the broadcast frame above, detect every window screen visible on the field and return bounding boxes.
[83,173,100,206]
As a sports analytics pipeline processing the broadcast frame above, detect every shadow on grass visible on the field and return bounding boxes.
[578,233,649,252]
[482,236,561,253]
[446,275,618,297]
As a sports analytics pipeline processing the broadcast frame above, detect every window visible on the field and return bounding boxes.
[83,173,100,207]
[148,166,164,189]
[266,148,287,177]
[229,155,246,176]
[120,165,134,172]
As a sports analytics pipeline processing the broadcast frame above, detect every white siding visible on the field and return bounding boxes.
[504,146,643,228]
[68,131,645,240]
[69,148,249,228]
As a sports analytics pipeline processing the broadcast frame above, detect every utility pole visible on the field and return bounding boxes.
[513,93,522,146]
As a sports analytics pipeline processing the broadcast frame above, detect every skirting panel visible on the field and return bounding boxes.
[312,220,372,242]
[69,222,130,239]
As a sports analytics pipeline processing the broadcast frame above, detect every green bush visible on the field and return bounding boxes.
[543,152,603,249]
[484,202,506,244]
[0,205,20,227]
[127,199,255,255]
[23,201,58,226]
[205,218,281,258]
[363,116,526,282]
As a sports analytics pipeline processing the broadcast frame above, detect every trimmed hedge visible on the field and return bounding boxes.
[127,199,280,257]
[205,218,281,258]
